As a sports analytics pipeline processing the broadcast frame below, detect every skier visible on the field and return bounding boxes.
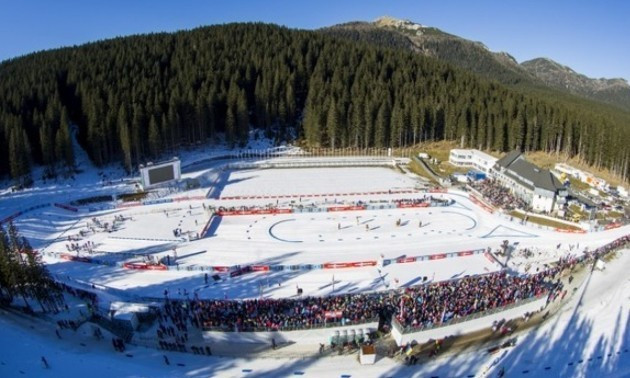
[41,356,49,369]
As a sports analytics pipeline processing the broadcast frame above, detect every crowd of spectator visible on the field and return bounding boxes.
[159,292,384,332]
[470,179,529,210]
[396,270,553,330]
[151,235,628,335]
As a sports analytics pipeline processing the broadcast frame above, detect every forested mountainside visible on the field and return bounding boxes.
[324,17,630,112]
[321,20,536,86]
[521,58,630,111]
[1,23,629,183]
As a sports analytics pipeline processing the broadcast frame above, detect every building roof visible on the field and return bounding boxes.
[495,150,563,193]
[495,150,522,169]
[568,190,598,208]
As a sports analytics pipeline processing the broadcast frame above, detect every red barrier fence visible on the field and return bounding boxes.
[252,265,270,272]
[555,228,587,234]
[397,257,417,264]
[323,260,377,269]
[60,253,93,263]
[484,252,500,265]
[428,253,447,260]
[604,223,622,230]
[469,195,495,214]
[123,262,168,270]
[457,250,474,257]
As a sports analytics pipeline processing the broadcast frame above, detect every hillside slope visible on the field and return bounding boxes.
[324,16,630,111]
[521,57,630,110]
[0,22,629,183]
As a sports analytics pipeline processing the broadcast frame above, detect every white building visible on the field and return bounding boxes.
[449,149,497,174]
[554,163,608,191]
[492,150,567,213]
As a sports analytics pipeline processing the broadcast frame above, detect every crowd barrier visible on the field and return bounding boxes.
[45,244,490,273]
[54,203,78,212]
[323,261,377,269]
[0,203,51,225]
[172,196,206,202]
[327,205,366,212]
[88,204,116,212]
[391,294,548,346]
[555,228,587,234]
[293,207,328,213]
[123,262,168,271]
[468,194,495,213]
[382,248,486,266]
[117,201,142,208]
[216,199,440,217]
[60,253,93,263]
[216,208,293,216]
[42,251,119,267]
[605,222,622,230]
[141,198,173,206]
[396,202,430,209]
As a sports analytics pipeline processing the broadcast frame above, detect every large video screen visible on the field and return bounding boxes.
[148,165,175,185]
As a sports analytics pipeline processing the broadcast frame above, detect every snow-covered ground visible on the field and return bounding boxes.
[11,166,624,301]
[1,249,627,378]
[1,140,629,377]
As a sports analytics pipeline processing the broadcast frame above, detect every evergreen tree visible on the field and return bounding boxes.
[326,99,339,149]
[9,128,31,185]
[0,23,628,180]
[56,109,75,171]
[39,124,55,176]
[118,106,132,172]
[236,89,249,144]
[148,115,161,159]
[374,99,390,148]
[0,223,60,310]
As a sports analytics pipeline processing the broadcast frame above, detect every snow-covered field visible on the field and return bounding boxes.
[10,163,624,302]
[1,140,629,377]
[1,249,627,378]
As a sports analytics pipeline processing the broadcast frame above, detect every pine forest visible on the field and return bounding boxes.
[0,23,629,182]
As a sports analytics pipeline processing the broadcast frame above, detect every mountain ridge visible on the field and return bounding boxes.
[323,16,630,111]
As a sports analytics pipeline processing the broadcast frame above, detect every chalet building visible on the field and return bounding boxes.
[448,149,497,174]
[491,150,567,213]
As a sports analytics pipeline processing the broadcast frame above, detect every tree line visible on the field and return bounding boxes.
[0,23,628,182]
[0,222,61,311]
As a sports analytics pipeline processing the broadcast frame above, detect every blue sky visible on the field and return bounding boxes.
[1,0,628,81]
